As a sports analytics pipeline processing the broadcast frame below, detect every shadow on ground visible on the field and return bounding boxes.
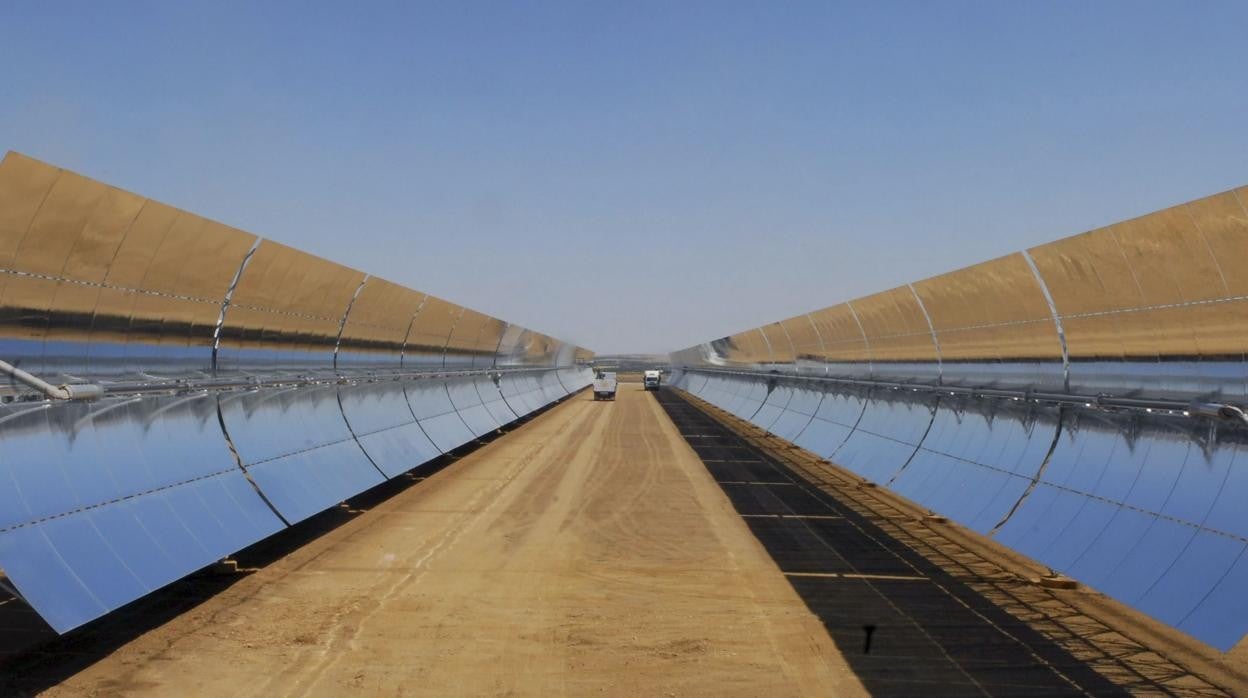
[655,389,1129,697]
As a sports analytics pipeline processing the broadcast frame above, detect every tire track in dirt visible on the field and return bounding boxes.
[278,399,600,697]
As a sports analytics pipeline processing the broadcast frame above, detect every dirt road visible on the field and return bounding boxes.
[44,384,863,696]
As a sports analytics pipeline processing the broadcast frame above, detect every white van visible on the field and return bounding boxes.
[643,370,661,391]
[592,371,618,401]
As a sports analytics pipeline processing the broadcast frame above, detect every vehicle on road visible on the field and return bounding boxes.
[592,371,618,401]
[643,370,662,391]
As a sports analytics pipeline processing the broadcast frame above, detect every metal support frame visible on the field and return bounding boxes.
[1,363,571,403]
[682,367,1248,426]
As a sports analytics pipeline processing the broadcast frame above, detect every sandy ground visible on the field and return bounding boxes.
[44,384,863,697]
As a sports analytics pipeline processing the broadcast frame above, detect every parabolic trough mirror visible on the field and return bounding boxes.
[5,148,1248,659]
[669,183,1248,650]
[0,151,593,633]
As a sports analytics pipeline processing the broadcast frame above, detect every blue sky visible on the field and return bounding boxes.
[3,2,1246,354]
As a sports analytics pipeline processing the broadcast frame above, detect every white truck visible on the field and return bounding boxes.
[592,371,618,401]
[643,370,662,391]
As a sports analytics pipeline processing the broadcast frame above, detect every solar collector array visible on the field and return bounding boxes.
[0,151,593,633]
[0,394,286,632]
[671,182,1248,650]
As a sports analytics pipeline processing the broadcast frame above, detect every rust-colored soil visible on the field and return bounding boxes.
[44,384,862,696]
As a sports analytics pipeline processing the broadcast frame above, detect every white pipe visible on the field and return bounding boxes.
[0,359,103,400]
